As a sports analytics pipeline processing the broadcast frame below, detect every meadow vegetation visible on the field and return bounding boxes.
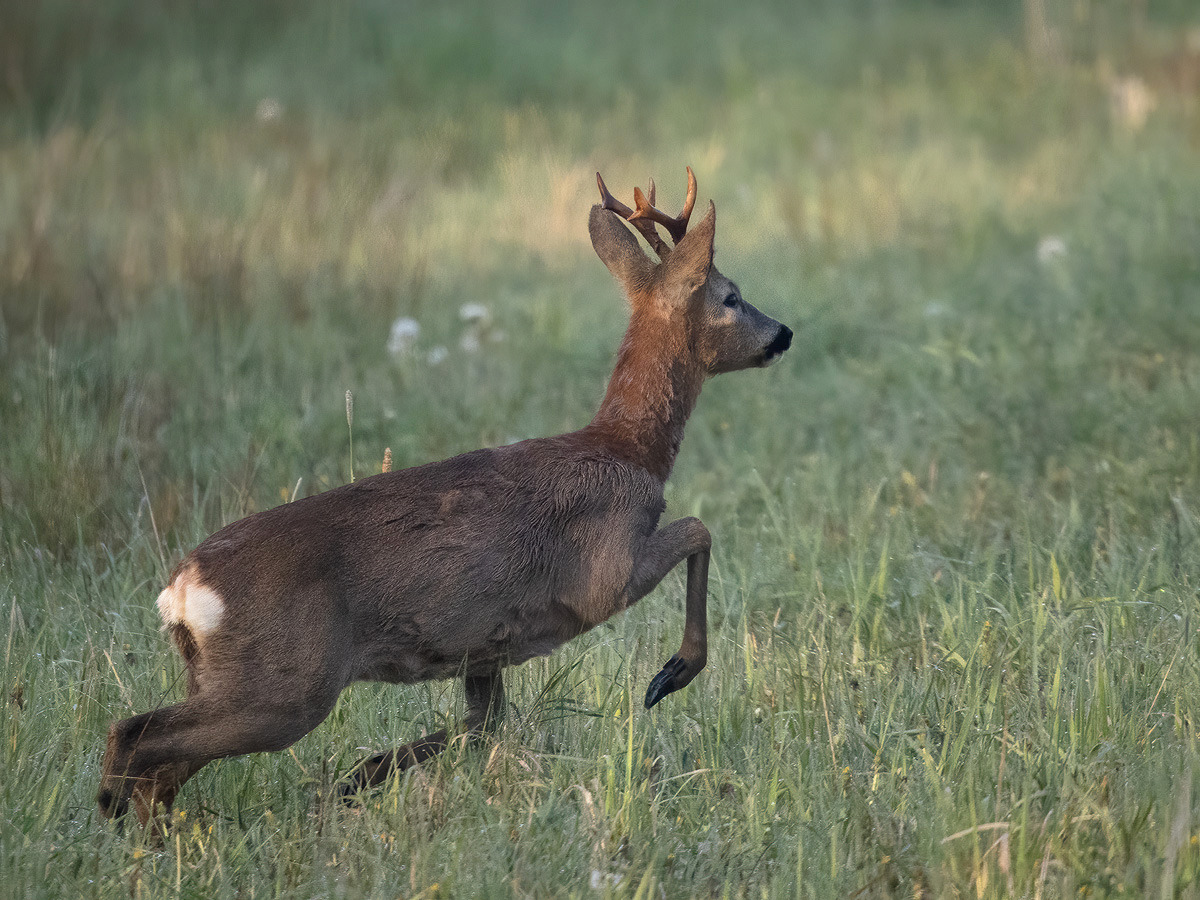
[3,1,1200,896]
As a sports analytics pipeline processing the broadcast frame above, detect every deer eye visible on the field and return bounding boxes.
[723,293,739,308]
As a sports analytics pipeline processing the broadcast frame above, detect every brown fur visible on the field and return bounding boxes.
[167,623,201,694]
[97,171,792,829]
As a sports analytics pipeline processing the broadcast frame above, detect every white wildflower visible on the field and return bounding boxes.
[387,317,421,356]
[1036,236,1067,265]
[255,97,283,123]
[458,302,503,354]
[427,345,449,365]
[459,302,490,324]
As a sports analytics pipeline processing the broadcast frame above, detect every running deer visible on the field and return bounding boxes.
[98,168,792,828]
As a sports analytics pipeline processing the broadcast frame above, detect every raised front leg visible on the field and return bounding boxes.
[624,517,711,709]
[340,669,505,799]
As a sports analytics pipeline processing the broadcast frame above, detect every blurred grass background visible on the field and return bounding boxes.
[3,0,1200,897]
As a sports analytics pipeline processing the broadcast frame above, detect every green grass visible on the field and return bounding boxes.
[4,1,1200,896]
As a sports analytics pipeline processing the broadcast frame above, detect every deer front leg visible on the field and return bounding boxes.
[340,669,505,799]
[624,517,711,709]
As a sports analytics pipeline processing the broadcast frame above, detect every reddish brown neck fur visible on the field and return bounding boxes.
[588,307,704,481]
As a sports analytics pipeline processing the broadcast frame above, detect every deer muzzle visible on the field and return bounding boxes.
[760,324,793,366]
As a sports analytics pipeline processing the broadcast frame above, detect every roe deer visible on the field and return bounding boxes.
[98,168,792,828]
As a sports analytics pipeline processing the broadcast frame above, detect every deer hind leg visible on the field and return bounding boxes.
[125,759,206,841]
[340,669,505,799]
[98,681,341,829]
[623,516,711,709]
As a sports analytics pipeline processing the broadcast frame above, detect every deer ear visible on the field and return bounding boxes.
[589,206,655,296]
[662,201,715,302]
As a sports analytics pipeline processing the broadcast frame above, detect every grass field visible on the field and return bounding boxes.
[4,1,1200,896]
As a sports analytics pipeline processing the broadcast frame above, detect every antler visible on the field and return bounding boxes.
[596,166,698,258]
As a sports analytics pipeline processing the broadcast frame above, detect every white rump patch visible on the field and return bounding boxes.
[156,566,225,635]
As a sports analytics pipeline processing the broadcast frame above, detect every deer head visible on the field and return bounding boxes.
[589,167,792,376]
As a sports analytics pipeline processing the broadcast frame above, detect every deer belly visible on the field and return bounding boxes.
[356,601,587,684]
[355,649,466,684]
[481,601,590,668]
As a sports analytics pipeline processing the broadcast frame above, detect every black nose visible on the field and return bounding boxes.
[767,324,793,356]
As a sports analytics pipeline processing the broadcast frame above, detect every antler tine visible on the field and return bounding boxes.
[597,171,671,258]
[596,172,635,219]
[629,166,697,246]
[682,165,697,224]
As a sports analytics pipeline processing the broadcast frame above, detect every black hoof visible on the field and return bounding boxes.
[644,655,689,709]
[337,780,364,807]
[97,787,129,823]
[337,752,389,805]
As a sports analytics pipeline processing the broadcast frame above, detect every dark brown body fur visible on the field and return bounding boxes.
[193,431,661,689]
